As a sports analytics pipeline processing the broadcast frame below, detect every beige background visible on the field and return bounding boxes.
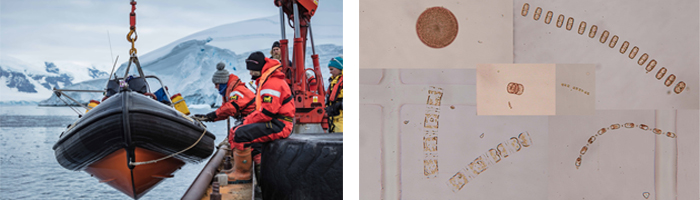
[477,64,557,115]
[399,105,549,200]
[514,0,699,109]
[360,0,513,69]
[547,110,699,200]
[555,64,596,115]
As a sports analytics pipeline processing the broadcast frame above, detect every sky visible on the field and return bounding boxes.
[0,0,299,70]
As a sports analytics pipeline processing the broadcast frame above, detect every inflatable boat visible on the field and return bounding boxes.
[53,85,215,199]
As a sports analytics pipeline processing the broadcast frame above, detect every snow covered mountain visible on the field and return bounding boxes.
[0,56,76,104]
[37,8,342,106]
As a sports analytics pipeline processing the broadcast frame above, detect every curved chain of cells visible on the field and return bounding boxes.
[446,132,533,192]
[520,3,686,94]
[574,122,676,169]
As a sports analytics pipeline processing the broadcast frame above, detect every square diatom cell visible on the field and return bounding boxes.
[477,64,595,115]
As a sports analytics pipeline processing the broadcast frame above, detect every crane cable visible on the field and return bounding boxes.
[126,0,138,55]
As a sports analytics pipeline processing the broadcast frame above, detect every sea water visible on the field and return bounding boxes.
[0,105,230,199]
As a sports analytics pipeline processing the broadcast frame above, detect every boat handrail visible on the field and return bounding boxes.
[144,75,174,106]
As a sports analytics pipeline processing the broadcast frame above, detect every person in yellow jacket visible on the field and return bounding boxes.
[325,56,343,132]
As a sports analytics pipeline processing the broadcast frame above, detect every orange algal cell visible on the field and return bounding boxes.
[600,30,609,43]
[556,14,565,28]
[656,67,667,80]
[639,124,649,130]
[544,11,553,24]
[588,25,597,38]
[609,35,619,48]
[638,53,649,65]
[578,21,586,35]
[620,41,629,54]
[597,128,606,135]
[575,156,582,169]
[666,132,676,138]
[610,124,621,130]
[664,74,676,87]
[629,46,639,59]
[533,7,542,20]
[645,60,657,73]
[674,81,686,94]
[566,17,574,30]
[521,3,530,16]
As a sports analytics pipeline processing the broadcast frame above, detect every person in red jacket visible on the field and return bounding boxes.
[194,62,256,123]
[227,52,295,184]
[193,62,260,184]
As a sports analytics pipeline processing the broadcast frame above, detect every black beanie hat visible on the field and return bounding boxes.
[272,41,280,48]
[246,51,266,71]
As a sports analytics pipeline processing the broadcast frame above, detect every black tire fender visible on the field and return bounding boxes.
[260,132,343,200]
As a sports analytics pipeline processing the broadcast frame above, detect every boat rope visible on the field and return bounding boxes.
[129,119,208,166]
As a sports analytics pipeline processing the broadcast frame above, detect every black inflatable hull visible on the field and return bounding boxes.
[53,91,215,171]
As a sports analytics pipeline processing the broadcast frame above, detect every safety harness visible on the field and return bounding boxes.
[328,75,343,102]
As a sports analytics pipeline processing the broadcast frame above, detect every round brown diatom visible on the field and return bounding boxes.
[416,7,459,49]
[507,82,519,94]
[516,83,524,95]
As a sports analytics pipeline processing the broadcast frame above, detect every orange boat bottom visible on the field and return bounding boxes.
[84,148,185,199]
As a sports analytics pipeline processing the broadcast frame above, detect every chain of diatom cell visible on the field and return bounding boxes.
[574,122,676,169]
[521,3,686,94]
[423,86,443,178]
[446,132,532,192]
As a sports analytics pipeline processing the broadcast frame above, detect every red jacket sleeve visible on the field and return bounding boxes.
[243,86,284,125]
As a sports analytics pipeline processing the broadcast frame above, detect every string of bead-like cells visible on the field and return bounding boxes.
[521,3,687,94]
[574,122,676,169]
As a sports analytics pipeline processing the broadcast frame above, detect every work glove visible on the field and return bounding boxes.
[193,111,217,122]
[324,101,342,116]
